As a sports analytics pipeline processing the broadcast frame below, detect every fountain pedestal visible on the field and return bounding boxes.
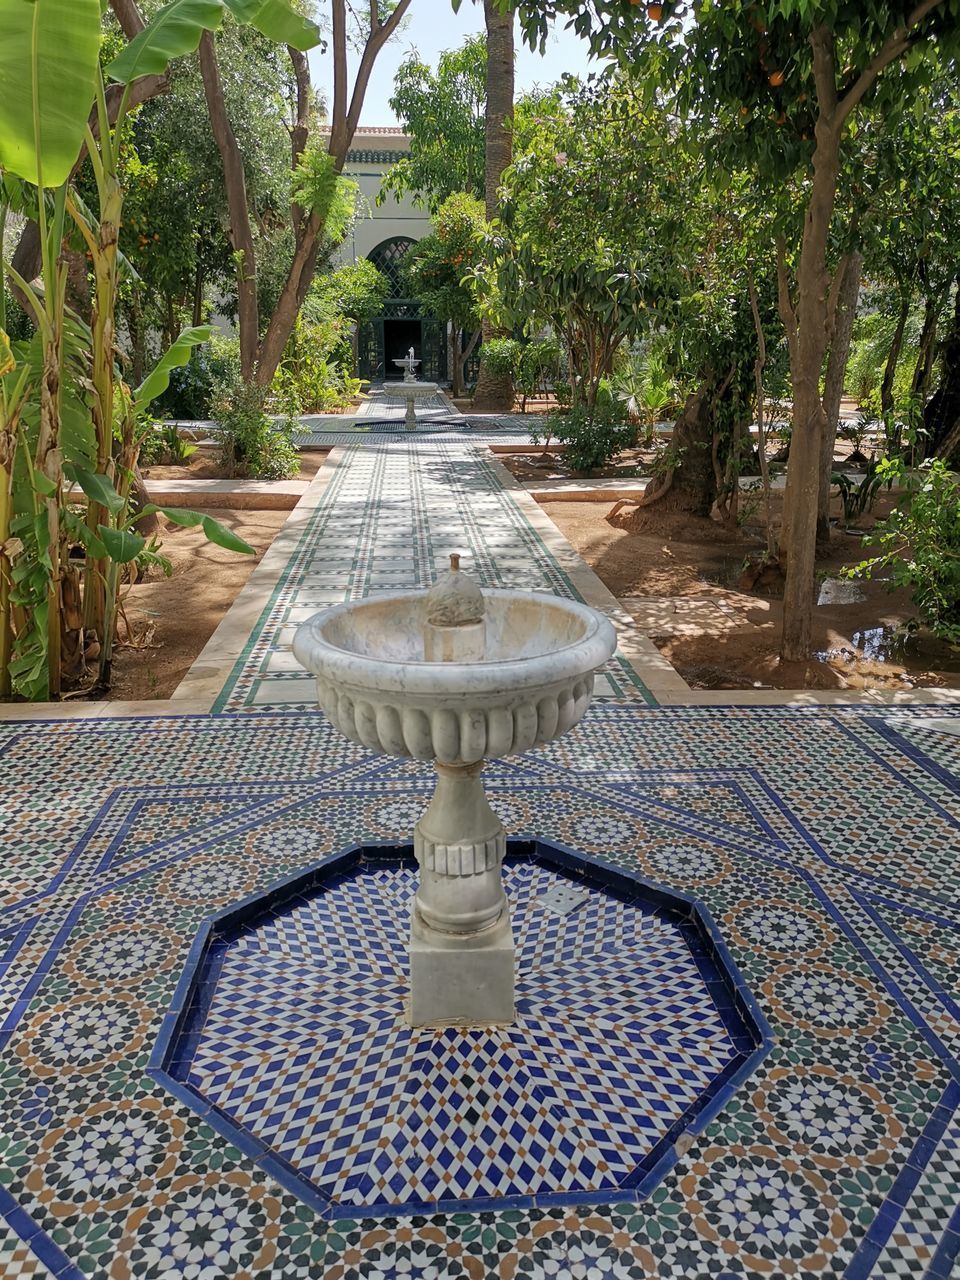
[410,761,514,1026]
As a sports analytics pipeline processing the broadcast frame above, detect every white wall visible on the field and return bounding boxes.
[336,158,433,265]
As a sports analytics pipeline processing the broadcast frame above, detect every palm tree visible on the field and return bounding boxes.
[471,0,515,412]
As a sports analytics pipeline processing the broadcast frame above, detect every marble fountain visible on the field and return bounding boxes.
[390,347,439,429]
[292,554,617,1026]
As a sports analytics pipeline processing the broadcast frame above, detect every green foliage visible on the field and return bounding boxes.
[108,0,319,84]
[478,338,521,379]
[292,148,359,233]
[832,460,885,525]
[847,458,960,642]
[310,259,390,327]
[483,78,690,409]
[213,377,299,479]
[152,344,235,419]
[107,0,226,83]
[271,315,360,416]
[403,193,485,332]
[612,348,677,427]
[517,338,563,406]
[382,37,487,211]
[530,403,635,475]
[140,423,199,466]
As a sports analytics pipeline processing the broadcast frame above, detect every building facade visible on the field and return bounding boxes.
[333,128,448,383]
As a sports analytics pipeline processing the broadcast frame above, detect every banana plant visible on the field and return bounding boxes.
[0,0,317,699]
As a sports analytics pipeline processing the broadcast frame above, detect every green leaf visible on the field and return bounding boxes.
[107,0,226,84]
[134,325,213,413]
[64,466,125,515]
[201,515,255,555]
[153,506,204,529]
[0,0,102,187]
[98,525,146,564]
[222,0,321,50]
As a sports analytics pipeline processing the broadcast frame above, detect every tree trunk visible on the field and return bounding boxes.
[880,293,909,418]
[471,0,515,413]
[198,31,259,383]
[636,379,720,517]
[817,249,861,541]
[779,35,843,662]
[911,288,942,402]
[192,265,205,328]
[923,275,960,462]
[451,326,464,398]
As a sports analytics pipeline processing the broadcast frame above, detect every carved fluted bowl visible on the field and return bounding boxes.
[292,590,618,766]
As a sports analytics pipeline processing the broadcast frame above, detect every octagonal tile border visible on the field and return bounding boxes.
[148,839,774,1218]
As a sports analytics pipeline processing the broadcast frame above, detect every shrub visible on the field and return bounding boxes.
[531,403,635,474]
[480,337,522,378]
[846,457,960,643]
[270,315,360,415]
[139,422,198,466]
[213,378,299,480]
[516,337,563,409]
[152,344,235,420]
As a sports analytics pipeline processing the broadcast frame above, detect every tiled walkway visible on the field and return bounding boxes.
[1,399,959,1279]
[207,441,654,712]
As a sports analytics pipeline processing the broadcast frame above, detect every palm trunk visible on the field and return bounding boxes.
[472,0,515,413]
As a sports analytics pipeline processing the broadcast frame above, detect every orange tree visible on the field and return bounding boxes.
[506,0,960,661]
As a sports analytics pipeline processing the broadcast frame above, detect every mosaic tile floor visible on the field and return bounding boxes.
[1,704,959,1278]
[164,850,766,1218]
[214,440,652,713]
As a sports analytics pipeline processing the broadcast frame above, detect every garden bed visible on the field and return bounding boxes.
[102,508,291,701]
[543,498,960,692]
[141,446,329,483]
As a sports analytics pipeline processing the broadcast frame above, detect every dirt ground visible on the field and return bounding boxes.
[141,447,329,483]
[103,508,290,701]
[500,436,869,483]
[543,497,960,692]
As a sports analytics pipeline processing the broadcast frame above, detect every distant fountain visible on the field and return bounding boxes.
[390,347,438,430]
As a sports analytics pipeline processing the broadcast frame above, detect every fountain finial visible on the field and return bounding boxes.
[424,554,485,661]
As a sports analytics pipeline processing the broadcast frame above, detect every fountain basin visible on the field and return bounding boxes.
[292,589,617,765]
[388,380,440,428]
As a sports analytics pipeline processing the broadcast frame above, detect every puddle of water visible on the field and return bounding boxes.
[817,625,960,675]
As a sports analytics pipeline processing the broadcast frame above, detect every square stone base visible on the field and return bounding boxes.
[408,925,515,1028]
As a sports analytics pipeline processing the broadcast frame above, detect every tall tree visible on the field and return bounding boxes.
[404,193,485,396]
[509,0,960,661]
[195,0,413,388]
[381,36,487,211]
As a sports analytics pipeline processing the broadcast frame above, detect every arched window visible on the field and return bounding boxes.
[368,236,417,299]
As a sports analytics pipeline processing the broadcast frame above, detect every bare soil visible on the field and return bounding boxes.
[141,447,329,483]
[502,447,650,481]
[103,508,290,701]
[544,497,960,693]
[500,436,871,483]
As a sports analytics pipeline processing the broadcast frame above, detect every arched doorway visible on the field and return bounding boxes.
[358,236,448,383]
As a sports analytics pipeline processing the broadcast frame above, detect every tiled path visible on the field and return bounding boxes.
[200,440,656,712]
[1,399,960,1278]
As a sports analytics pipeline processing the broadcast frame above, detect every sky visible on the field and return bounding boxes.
[307,6,598,127]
